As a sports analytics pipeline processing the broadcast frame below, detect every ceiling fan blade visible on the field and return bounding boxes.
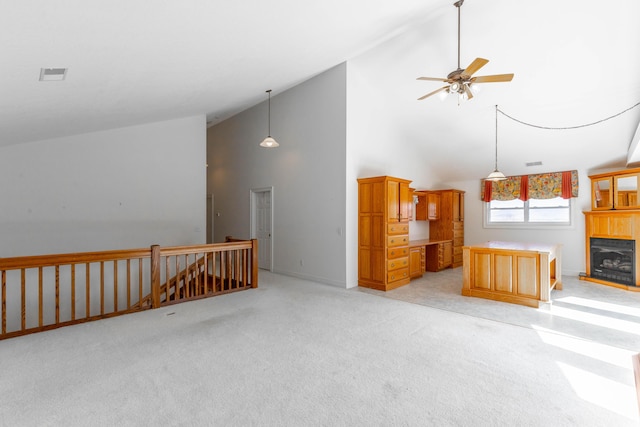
[462,58,489,77]
[417,76,449,82]
[471,73,514,83]
[418,85,449,100]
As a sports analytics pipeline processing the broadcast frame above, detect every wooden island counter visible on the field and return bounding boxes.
[462,241,562,308]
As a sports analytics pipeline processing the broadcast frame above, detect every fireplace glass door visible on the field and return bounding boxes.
[590,237,635,286]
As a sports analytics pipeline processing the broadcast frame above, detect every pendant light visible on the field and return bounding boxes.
[486,104,506,181]
[260,89,279,148]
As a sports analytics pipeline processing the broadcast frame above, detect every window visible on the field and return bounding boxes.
[485,197,571,227]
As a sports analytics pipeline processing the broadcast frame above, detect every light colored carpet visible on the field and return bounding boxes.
[0,271,638,426]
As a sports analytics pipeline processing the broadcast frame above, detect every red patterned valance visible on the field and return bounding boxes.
[481,170,578,202]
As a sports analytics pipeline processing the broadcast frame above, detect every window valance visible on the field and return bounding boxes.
[481,170,579,202]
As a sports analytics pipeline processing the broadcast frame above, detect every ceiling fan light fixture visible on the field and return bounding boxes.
[416,0,513,102]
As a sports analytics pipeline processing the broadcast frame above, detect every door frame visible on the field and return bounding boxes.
[250,187,274,271]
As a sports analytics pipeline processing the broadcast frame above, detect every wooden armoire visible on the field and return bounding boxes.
[358,176,412,291]
[428,189,465,268]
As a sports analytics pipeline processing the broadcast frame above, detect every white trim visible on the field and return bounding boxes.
[250,187,274,271]
[483,198,576,230]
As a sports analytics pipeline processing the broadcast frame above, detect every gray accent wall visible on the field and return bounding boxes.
[0,115,206,256]
[207,64,348,287]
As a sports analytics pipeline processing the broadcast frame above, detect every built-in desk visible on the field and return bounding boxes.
[462,241,562,308]
[409,239,453,277]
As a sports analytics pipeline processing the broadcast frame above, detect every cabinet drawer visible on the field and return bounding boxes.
[454,253,463,264]
[453,247,462,256]
[454,236,464,247]
[387,235,409,247]
[454,221,464,230]
[388,223,409,235]
[388,268,409,283]
[388,247,409,259]
[388,256,409,271]
[453,229,464,239]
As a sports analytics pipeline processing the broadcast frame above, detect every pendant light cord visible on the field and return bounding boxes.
[266,89,272,137]
[495,104,499,170]
[497,101,640,130]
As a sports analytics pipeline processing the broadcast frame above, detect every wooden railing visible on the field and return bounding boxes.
[0,239,258,340]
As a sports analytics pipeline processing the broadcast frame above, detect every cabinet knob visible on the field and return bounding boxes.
[391,263,395,268]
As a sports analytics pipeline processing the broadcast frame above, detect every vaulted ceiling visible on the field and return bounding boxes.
[2,0,639,181]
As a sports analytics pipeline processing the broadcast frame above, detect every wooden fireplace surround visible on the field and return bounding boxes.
[585,168,640,291]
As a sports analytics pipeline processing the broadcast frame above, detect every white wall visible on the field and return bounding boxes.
[346,59,438,288]
[207,64,347,287]
[0,115,206,256]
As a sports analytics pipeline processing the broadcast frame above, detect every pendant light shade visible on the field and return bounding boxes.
[486,104,506,181]
[260,89,279,148]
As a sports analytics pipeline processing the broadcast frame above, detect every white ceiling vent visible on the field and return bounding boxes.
[525,161,543,167]
[39,68,67,81]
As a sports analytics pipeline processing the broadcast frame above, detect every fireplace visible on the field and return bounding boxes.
[590,238,635,286]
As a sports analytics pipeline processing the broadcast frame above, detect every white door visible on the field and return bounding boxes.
[251,188,273,270]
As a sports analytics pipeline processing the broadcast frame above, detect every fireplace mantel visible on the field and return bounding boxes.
[584,210,640,291]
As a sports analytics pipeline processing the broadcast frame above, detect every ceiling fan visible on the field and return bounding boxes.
[417,0,514,101]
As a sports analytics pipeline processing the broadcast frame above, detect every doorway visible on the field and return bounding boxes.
[250,187,273,270]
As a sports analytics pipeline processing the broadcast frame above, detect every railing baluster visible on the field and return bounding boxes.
[194,253,200,297]
[174,255,179,301]
[71,264,76,321]
[113,261,118,313]
[138,258,143,307]
[86,263,91,318]
[100,261,105,315]
[244,248,249,288]
[39,267,43,327]
[183,254,189,299]
[2,270,6,335]
[126,259,131,309]
[21,269,26,331]
[236,249,241,288]
[55,265,60,325]
[165,256,171,303]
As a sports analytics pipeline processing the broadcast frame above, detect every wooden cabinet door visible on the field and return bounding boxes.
[409,247,423,278]
[387,179,410,222]
[441,241,452,268]
[427,192,440,220]
[453,191,464,222]
[399,181,411,222]
[415,193,427,221]
[387,180,399,222]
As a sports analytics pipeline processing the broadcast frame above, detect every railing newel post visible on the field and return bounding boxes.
[251,239,258,288]
[151,245,161,309]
